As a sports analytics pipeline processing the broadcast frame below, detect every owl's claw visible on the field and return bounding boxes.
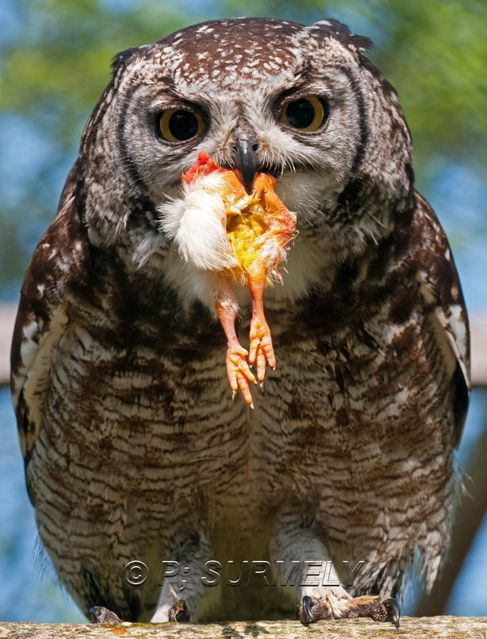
[345,596,400,629]
[387,598,401,630]
[90,606,123,624]
[298,595,400,629]
[168,598,190,622]
[302,595,314,623]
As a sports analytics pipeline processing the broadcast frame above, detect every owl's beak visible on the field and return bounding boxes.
[235,138,257,194]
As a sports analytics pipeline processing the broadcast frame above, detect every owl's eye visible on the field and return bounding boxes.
[156,109,205,143]
[279,96,327,132]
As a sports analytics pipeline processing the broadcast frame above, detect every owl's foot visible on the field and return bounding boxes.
[152,598,190,623]
[299,595,400,629]
[90,606,123,624]
[168,598,190,622]
[226,341,257,407]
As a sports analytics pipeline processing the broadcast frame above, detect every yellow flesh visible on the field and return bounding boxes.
[226,195,269,276]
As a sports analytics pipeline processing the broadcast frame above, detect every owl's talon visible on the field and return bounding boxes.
[345,595,400,628]
[387,598,401,630]
[298,594,400,629]
[302,595,314,624]
[168,598,190,622]
[90,606,123,624]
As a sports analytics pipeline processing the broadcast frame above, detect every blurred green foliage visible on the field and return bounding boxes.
[0,0,486,292]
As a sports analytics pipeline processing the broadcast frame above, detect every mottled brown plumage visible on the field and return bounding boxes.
[11,17,469,626]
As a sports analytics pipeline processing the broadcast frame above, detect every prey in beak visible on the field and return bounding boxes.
[171,151,296,407]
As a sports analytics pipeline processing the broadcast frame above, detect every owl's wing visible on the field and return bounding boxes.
[412,192,470,446]
[10,165,90,475]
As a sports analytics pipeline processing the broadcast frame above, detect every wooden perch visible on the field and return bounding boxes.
[0,304,15,385]
[0,618,486,638]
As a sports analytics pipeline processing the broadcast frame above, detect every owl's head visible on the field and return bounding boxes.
[78,17,413,276]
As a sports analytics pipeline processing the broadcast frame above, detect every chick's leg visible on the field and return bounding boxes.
[248,276,276,384]
[216,284,257,407]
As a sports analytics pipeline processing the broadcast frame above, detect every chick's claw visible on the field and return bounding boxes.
[255,349,267,385]
[226,342,257,407]
[237,371,255,409]
[249,317,276,383]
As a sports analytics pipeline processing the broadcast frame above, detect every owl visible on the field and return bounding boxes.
[11,17,469,628]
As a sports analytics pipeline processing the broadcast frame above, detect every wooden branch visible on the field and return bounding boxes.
[1,304,487,387]
[0,618,486,639]
[470,315,487,387]
[0,304,15,386]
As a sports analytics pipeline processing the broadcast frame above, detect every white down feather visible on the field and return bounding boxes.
[158,172,237,271]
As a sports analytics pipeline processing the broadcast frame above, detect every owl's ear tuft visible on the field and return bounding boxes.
[111,47,137,74]
[309,18,373,52]
[111,47,141,78]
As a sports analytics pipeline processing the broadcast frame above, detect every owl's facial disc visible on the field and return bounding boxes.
[110,18,409,240]
[118,78,351,229]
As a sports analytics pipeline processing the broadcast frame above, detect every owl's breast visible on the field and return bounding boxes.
[31,306,251,483]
